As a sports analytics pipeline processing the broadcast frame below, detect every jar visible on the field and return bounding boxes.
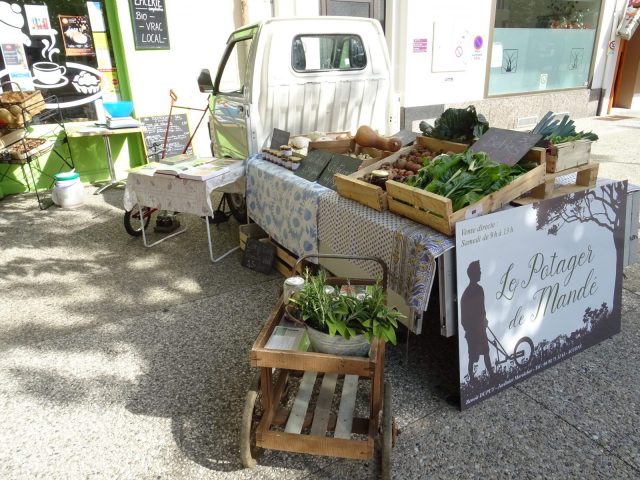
[370,169,389,190]
[280,145,293,157]
[283,276,305,304]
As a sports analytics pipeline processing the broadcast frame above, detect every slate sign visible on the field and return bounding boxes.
[270,128,290,150]
[129,0,170,50]
[242,238,276,274]
[392,129,419,147]
[295,149,333,183]
[317,154,361,190]
[139,114,192,159]
[469,128,542,166]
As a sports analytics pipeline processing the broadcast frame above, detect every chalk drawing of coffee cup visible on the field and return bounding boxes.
[33,62,67,85]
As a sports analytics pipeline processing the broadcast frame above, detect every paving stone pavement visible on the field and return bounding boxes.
[1,110,639,479]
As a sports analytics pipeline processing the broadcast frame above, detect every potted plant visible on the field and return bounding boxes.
[286,269,404,356]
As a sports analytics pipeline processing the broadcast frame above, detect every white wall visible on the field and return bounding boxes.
[273,0,320,16]
[387,0,492,108]
[114,0,239,156]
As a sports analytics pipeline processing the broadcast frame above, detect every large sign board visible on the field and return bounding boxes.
[455,182,627,410]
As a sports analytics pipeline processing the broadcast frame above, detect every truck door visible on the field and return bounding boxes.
[211,30,255,159]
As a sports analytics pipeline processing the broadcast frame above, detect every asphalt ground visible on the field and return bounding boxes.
[0,110,639,479]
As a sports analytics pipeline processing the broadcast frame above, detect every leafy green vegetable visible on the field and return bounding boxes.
[406,150,532,211]
[419,106,489,143]
[532,111,599,145]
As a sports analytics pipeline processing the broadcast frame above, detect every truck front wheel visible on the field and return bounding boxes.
[226,193,247,223]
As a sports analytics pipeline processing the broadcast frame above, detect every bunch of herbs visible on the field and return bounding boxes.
[288,269,403,345]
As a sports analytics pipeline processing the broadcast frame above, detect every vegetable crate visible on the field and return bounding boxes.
[386,147,547,235]
[242,254,397,479]
[514,161,599,205]
[334,136,468,212]
[546,139,592,173]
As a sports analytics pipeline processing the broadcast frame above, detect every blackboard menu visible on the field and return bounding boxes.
[470,128,542,166]
[139,114,192,159]
[129,0,170,50]
[317,154,361,190]
[242,238,276,274]
[295,150,333,183]
[392,130,419,147]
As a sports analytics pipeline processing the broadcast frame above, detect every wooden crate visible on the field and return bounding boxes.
[239,225,302,277]
[515,161,599,204]
[414,135,471,152]
[386,147,547,236]
[546,139,592,173]
[308,132,354,154]
[239,223,268,250]
[334,137,469,212]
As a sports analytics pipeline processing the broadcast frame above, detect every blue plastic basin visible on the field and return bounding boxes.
[103,101,134,118]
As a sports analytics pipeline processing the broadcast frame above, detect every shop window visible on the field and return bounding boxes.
[0,0,119,122]
[489,0,603,95]
[215,37,253,95]
[291,34,367,72]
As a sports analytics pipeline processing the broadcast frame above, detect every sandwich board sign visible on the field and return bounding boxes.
[455,181,626,410]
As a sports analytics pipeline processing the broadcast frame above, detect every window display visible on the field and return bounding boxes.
[0,0,119,121]
[489,0,603,95]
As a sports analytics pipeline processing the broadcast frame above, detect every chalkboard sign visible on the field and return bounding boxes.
[129,0,170,50]
[392,130,419,147]
[317,154,361,190]
[242,238,276,274]
[470,128,542,166]
[270,128,290,150]
[139,114,192,159]
[295,149,333,183]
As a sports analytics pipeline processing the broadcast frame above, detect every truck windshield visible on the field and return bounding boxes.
[292,34,366,72]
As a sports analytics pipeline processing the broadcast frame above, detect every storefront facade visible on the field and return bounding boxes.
[0,0,240,199]
[0,0,633,200]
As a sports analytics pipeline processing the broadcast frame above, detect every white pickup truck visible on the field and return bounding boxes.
[197,16,393,160]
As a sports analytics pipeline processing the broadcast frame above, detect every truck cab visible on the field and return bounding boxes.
[198,16,392,159]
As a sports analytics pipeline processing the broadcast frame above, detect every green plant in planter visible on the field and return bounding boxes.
[288,269,403,345]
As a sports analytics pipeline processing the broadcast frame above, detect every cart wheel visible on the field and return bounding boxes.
[381,381,393,480]
[124,206,152,236]
[225,193,247,224]
[240,371,263,468]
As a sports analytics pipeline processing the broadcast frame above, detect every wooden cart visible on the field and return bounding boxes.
[241,254,397,479]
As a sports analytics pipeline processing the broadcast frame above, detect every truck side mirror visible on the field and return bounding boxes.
[197,69,214,93]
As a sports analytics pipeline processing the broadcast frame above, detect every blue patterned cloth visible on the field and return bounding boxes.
[247,155,330,257]
[318,191,455,313]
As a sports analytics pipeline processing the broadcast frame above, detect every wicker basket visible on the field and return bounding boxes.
[0,90,46,117]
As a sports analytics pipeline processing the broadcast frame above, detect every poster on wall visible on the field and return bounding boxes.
[59,15,94,56]
[24,4,53,36]
[0,43,34,90]
[455,181,627,410]
[86,1,107,32]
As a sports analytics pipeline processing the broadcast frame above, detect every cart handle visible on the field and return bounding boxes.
[292,253,388,291]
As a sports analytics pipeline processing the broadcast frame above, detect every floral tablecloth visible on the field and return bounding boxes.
[318,191,455,312]
[246,156,330,257]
